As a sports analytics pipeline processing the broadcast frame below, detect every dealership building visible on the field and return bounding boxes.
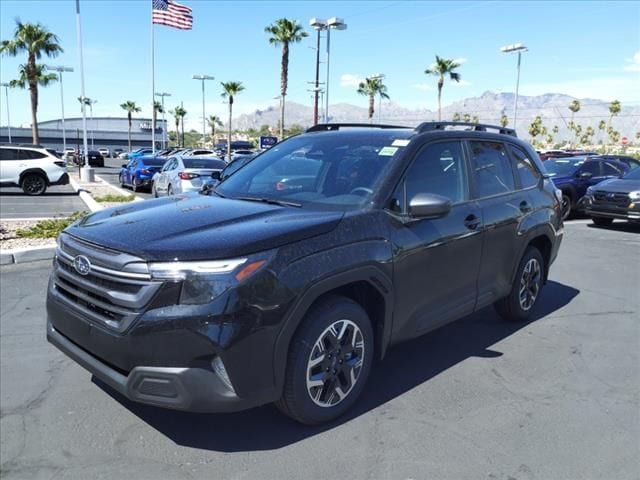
[0,117,168,152]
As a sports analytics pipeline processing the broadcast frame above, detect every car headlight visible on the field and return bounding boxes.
[148,252,273,305]
[629,190,640,201]
[586,186,594,196]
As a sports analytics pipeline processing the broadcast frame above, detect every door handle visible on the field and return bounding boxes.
[519,201,532,213]
[464,214,480,230]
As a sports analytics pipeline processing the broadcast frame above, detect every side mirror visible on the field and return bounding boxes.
[211,170,221,181]
[408,193,451,219]
[578,171,593,179]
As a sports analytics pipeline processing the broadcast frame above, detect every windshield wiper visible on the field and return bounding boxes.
[234,196,302,208]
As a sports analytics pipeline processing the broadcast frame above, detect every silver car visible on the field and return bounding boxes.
[152,156,226,197]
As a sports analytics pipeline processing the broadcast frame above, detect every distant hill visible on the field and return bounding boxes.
[234,91,639,143]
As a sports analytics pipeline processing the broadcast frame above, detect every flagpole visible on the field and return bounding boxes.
[151,2,156,155]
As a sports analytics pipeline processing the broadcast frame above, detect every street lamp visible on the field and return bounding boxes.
[0,83,11,143]
[45,65,73,152]
[367,73,386,123]
[192,74,214,147]
[155,92,171,149]
[500,43,528,130]
[78,97,96,149]
[325,17,347,123]
[309,18,327,125]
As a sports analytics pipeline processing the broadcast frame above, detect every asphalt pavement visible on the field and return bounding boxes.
[0,184,86,219]
[0,221,638,479]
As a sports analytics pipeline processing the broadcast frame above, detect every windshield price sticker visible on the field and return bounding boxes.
[378,146,399,156]
[391,139,410,147]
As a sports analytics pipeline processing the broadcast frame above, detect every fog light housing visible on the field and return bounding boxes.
[211,356,235,394]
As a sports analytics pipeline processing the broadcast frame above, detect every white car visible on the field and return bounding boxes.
[152,156,226,197]
[98,147,110,158]
[0,145,69,195]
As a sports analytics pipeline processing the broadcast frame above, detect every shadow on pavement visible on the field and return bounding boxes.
[94,280,579,452]
[587,222,640,234]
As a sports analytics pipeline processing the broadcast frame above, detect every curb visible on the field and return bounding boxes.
[68,175,104,212]
[94,175,145,202]
[1,244,56,266]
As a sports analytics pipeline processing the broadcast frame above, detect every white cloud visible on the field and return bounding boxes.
[623,51,640,72]
[451,79,472,88]
[340,74,363,88]
[412,82,432,91]
[453,57,467,65]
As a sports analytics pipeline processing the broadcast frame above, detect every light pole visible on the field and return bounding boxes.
[0,83,11,143]
[324,17,347,123]
[192,74,214,147]
[155,92,171,149]
[500,43,528,130]
[310,18,327,125]
[45,65,73,152]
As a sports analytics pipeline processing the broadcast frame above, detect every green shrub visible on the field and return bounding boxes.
[16,211,87,239]
[93,194,136,203]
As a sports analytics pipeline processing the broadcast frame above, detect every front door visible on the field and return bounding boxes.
[390,140,483,342]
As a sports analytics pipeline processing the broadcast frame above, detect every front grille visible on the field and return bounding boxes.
[52,233,163,332]
[593,191,630,206]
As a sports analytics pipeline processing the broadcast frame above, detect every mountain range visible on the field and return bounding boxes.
[234,91,639,142]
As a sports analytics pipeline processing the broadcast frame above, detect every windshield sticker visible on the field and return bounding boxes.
[378,146,399,156]
[391,139,410,147]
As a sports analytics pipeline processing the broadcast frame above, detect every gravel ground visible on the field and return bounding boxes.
[0,220,55,250]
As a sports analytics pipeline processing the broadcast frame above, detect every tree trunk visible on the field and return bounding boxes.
[127,113,132,151]
[28,54,39,144]
[437,77,443,122]
[175,120,180,146]
[181,117,185,147]
[368,94,375,122]
[280,43,289,140]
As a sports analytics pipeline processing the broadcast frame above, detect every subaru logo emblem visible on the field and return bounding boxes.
[73,255,91,276]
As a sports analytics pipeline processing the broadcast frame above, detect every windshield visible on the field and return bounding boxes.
[544,159,584,176]
[216,130,413,210]
[623,167,640,180]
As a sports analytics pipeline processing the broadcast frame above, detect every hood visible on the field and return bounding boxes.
[590,178,640,193]
[65,194,343,261]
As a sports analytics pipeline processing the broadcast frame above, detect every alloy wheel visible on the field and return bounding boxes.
[306,319,365,408]
[519,258,541,311]
[23,175,46,195]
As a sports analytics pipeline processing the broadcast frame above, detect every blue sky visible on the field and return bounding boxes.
[1,0,639,130]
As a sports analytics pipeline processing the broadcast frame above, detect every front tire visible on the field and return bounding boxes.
[561,194,572,220]
[276,295,374,425]
[21,173,47,195]
[495,246,544,322]
[592,216,613,227]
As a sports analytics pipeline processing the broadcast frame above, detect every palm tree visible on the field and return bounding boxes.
[170,107,182,146]
[471,115,479,124]
[265,18,308,140]
[463,113,471,123]
[452,112,461,122]
[120,101,141,152]
[221,81,245,159]
[608,100,621,129]
[176,106,187,147]
[153,100,164,138]
[424,55,462,121]
[207,115,223,144]
[1,20,63,144]
[356,77,390,121]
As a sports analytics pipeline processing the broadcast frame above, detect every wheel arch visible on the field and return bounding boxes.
[19,168,49,186]
[273,266,393,393]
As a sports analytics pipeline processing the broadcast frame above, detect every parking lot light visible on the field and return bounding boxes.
[155,92,171,149]
[500,43,528,130]
[45,66,74,152]
[193,75,215,147]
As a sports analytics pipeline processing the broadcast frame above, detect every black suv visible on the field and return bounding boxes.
[47,122,563,424]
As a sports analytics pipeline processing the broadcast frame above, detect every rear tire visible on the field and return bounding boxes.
[21,173,47,195]
[495,246,544,322]
[592,217,613,227]
[275,295,374,425]
[167,184,173,196]
[561,194,572,220]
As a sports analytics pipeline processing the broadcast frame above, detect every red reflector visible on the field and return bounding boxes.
[275,182,286,191]
[235,260,266,282]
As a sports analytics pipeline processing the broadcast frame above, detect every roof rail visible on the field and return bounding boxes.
[416,121,517,137]
[306,123,409,133]
[0,143,44,148]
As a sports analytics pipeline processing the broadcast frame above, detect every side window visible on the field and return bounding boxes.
[602,162,621,176]
[469,141,515,198]
[405,141,467,204]
[0,149,18,161]
[509,145,541,188]
[25,151,46,160]
[580,161,601,176]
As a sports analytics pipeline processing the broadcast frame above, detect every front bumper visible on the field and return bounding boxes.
[47,319,263,412]
[578,197,640,222]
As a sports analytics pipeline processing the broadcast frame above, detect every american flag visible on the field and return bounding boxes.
[152,0,193,30]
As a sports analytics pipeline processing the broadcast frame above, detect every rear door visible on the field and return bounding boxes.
[390,139,483,341]
[467,140,530,307]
